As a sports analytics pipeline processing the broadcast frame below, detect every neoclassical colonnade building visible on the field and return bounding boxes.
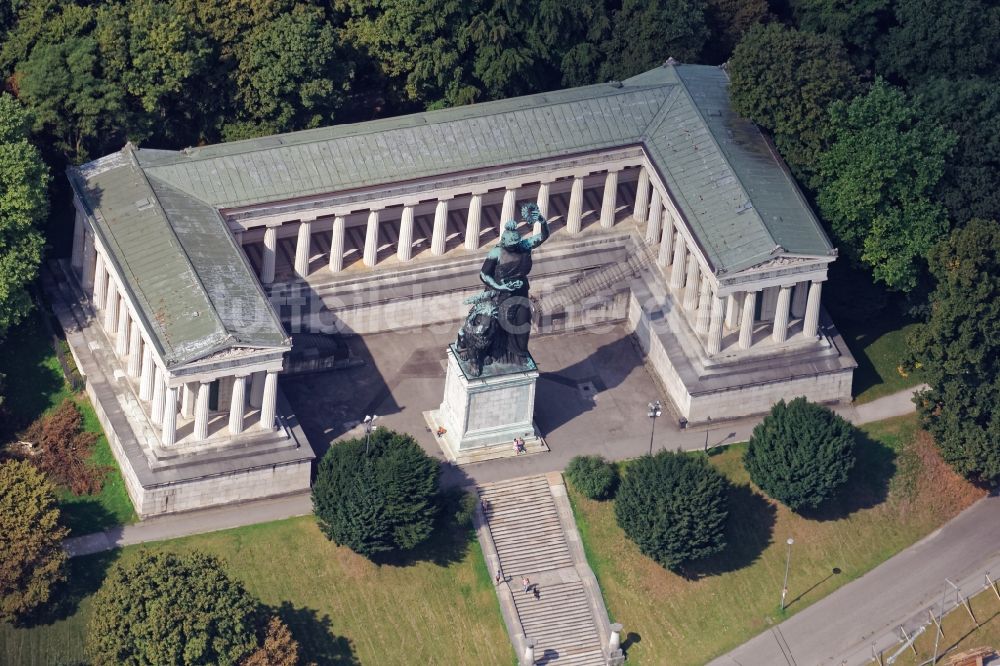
[60,61,855,516]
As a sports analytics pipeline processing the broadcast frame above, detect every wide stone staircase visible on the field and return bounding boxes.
[477,476,609,665]
[533,239,654,317]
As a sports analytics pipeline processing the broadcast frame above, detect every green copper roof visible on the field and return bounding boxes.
[70,63,833,362]
[68,148,289,368]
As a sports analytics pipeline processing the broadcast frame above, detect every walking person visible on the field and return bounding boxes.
[522,576,530,593]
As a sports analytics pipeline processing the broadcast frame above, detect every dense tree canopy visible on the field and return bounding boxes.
[744,398,856,510]
[728,23,858,181]
[913,77,1000,225]
[702,0,770,64]
[0,94,46,337]
[226,7,351,139]
[94,0,217,147]
[909,219,1000,481]
[565,455,618,500]
[0,459,68,623]
[877,0,1000,85]
[787,0,892,71]
[600,0,709,81]
[312,428,440,557]
[87,551,261,666]
[817,79,955,292]
[614,451,728,571]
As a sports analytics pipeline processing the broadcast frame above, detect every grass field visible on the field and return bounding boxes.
[837,311,926,404]
[569,415,984,665]
[0,309,136,534]
[0,510,513,666]
[898,583,1000,664]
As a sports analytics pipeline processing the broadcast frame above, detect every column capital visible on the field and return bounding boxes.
[265,221,284,229]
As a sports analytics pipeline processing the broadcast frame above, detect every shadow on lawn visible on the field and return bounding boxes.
[273,602,359,665]
[682,483,777,580]
[15,549,119,628]
[797,429,896,522]
[370,487,474,568]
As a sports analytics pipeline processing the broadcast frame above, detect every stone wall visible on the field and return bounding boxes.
[136,461,312,516]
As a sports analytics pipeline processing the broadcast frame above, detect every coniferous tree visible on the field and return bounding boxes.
[312,429,439,557]
[614,451,728,571]
[0,459,68,623]
[909,219,1000,481]
[744,398,856,511]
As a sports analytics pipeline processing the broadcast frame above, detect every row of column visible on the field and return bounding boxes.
[255,167,630,284]
[85,244,279,445]
[637,181,825,355]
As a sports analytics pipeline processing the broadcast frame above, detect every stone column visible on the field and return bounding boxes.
[707,293,726,355]
[262,226,277,284]
[725,294,739,329]
[229,375,247,435]
[82,230,97,292]
[161,386,177,447]
[683,254,700,310]
[633,167,650,222]
[657,214,674,266]
[127,319,142,377]
[103,280,119,333]
[259,371,278,430]
[249,370,265,408]
[536,181,550,219]
[363,209,380,267]
[396,207,414,261]
[500,187,517,230]
[151,366,165,426]
[645,190,663,244]
[329,215,345,272]
[600,169,618,229]
[71,212,85,272]
[772,285,793,343]
[180,383,195,419]
[696,277,712,335]
[464,195,481,250]
[93,254,107,309]
[139,344,154,401]
[567,176,584,234]
[431,198,449,255]
[115,300,129,357]
[803,280,824,339]
[294,219,312,278]
[670,232,687,289]
[739,291,757,350]
[194,381,211,440]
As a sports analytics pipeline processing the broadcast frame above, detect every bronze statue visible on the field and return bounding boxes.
[456,202,550,376]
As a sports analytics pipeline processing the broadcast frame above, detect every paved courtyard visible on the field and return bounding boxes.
[282,324,719,486]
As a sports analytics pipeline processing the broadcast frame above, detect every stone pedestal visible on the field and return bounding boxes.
[427,347,546,464]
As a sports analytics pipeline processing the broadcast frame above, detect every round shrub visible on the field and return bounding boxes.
[312,428,440,557]
[614,451,728,571]
[86,550,260,666]
[565,455,618,500]
[744,397,856,511]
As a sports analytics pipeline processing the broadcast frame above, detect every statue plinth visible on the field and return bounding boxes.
[425,346,546,464]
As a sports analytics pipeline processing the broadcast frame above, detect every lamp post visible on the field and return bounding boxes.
[781,537,794,611]
[647,400,662,455]
[363,414,378,455]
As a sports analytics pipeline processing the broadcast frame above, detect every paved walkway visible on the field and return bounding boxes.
[475,474,613,666]
[710,492,1000,666]
[65,384,925,557]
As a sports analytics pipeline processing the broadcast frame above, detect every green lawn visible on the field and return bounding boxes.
[0,309,136,534]
[837,311,926,404]
[0,513,513,666]
[901,583,1000,664]
[569,415,985,665]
